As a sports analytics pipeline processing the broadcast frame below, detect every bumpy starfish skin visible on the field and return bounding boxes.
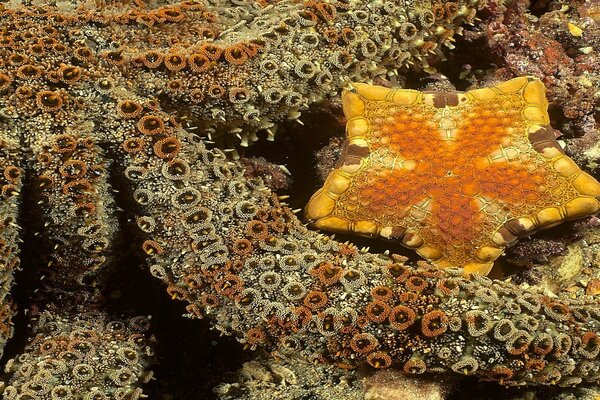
[306,77,600,275]
[0,0,482,146]
[126,122,600,387]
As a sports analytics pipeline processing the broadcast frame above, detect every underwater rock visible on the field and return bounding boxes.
[214,355,363,400]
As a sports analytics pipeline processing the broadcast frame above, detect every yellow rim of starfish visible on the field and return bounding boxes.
[306,76,600,276]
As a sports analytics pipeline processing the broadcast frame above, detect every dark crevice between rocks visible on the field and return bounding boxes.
[529,0,554,17]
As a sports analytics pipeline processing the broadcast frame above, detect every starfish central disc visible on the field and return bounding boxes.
[306,77,600,275]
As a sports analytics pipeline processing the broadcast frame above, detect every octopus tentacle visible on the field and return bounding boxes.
[0,92,155,399]
[0,0,484,145]
[216,355,600,400]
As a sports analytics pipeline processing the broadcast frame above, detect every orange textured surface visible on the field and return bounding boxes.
[306,77,600,275]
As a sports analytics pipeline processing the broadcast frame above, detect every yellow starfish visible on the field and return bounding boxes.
[306,77,600,275]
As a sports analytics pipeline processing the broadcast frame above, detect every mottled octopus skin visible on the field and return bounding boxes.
[306,77,600,275]
[2,311,154,399]
[0,128,20,355]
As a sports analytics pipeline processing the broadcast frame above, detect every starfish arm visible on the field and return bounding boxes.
[115,115,600,385]
[24,113,119,312]
[0,123,21,359]
[479,160,600,230]
[0,0,484,144]
[3,310,154,398]
[306,165,431,238]
[307,84,434,241]
[472,76,600,222]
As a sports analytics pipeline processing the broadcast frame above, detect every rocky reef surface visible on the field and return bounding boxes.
[0,0,599,399]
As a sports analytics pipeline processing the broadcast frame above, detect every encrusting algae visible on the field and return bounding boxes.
[306,77,600,275]
[0,0,599,398]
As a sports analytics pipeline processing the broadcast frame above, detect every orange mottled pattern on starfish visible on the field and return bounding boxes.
[306,77,600,275]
